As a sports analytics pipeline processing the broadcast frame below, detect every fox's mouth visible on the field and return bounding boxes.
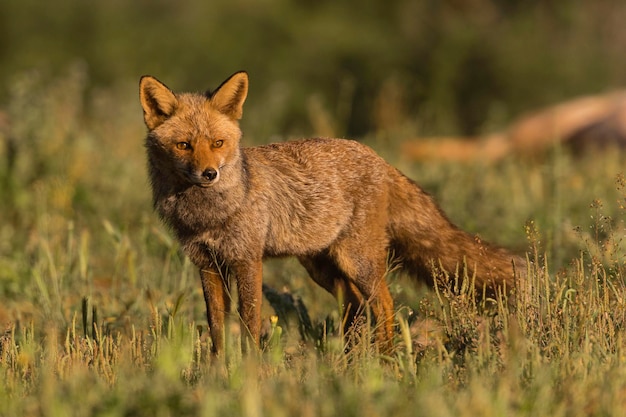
[188,176,219,188]
[193,181,217,188]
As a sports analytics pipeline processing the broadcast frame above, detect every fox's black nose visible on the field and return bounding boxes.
[202,168,218,181]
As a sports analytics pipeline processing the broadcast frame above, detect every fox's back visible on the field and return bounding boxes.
[245,138,389,188]
[242,138,393,256]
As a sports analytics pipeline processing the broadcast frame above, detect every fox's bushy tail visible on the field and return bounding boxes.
[388,169,525,295]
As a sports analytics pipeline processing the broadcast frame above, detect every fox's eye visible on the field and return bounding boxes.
[176,142,190,150]
[214,140,224,148]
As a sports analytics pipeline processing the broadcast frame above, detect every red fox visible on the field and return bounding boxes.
[139,72,525,355]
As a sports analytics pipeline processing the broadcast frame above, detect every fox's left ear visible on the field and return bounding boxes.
[139,76,178,130]
[209,71,249,120]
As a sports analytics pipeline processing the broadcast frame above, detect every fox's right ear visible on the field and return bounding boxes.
[209,71,249,120]
[139,76,178,130]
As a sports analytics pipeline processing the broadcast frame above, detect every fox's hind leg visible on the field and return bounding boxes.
[300,245,395,353]
[333,246,395,354]
[325,207,396,353]
[298,252,364,338]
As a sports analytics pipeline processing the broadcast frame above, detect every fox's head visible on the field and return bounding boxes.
[139,72,248,188]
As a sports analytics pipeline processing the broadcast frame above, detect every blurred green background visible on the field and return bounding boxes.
[2,0,625,139]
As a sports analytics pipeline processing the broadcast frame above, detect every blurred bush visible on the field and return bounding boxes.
[1,0,625,138]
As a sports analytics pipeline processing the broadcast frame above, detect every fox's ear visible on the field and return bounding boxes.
[209,71,249,120]
[139,76,178,130]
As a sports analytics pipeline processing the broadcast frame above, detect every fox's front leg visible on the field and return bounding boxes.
[199,266,231,356]
[232,260,264,354]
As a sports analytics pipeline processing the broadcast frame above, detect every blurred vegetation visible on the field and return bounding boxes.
[2,0,625,138]
[1,0,626,416]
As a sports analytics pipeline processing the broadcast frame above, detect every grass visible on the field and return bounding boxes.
[1,69,626,416]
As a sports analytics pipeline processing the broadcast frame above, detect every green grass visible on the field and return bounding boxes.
[1,69,626,417]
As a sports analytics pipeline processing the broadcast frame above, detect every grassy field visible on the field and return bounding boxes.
[1,68,626,417]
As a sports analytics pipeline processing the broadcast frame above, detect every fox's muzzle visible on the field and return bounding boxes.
[187,167,220,187]
[202,168,218,182]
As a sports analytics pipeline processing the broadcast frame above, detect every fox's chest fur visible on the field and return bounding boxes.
[155,185,258,264]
